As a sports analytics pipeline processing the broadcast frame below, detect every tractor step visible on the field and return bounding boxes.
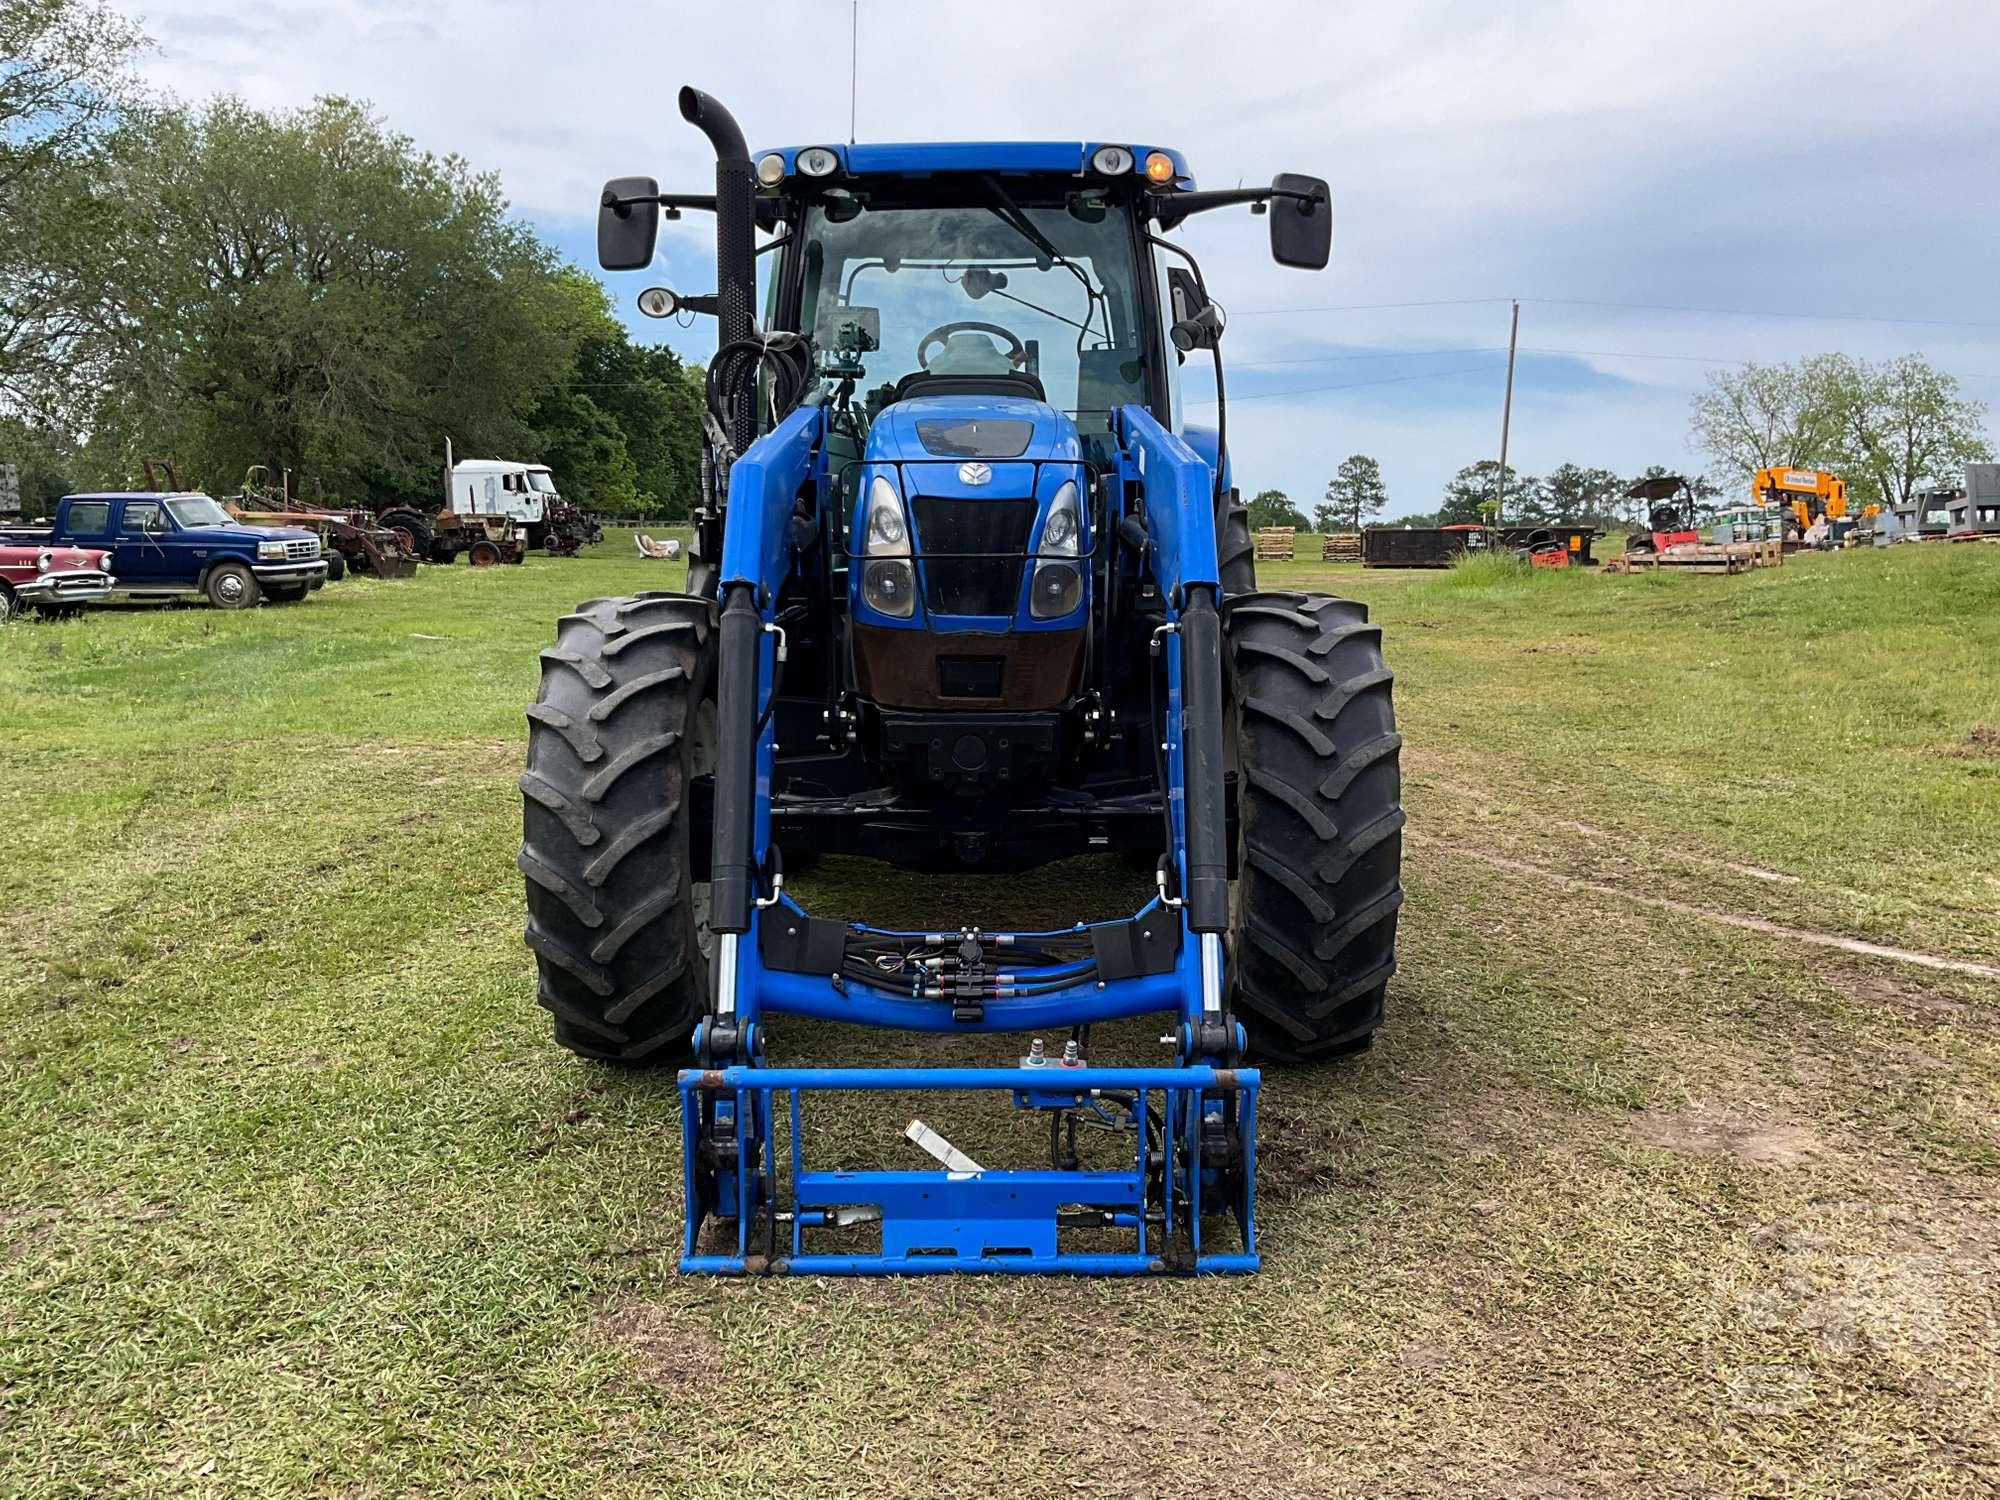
[678,1064,1259,1275]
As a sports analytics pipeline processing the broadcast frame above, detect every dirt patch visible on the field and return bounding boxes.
[1629,1110,1821,1167]
[1946,724,2000,759]
[1838,972,1970,1021]
[590,1294,720,1388]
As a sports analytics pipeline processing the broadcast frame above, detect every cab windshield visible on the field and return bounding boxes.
[165,495,233,528]
[525,470,558,494]
[798,195,1148,431]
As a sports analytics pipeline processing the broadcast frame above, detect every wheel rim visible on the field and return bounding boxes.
[392,526,417,550]
[471,547,497,567]
[217,573,245,603]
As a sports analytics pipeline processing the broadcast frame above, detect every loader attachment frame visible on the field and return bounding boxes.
[678,402,1259,1274]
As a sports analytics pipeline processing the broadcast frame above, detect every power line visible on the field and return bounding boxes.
[1232,294,2000,332]
[1523,296,2000,331]
[1233,297,1514,317]
[1184,363,1508,405]
[1230,343,2000,379]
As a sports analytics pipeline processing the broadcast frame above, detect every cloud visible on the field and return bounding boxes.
[123,0,2000,505]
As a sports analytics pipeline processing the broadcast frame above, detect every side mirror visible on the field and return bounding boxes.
[1268,173,1332,270]
[598,176,660,271]
[636,287,680,318]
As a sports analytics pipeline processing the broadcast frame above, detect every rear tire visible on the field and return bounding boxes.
[1216,486,1256,596]
[469,540,502,567]
[206,562,260,610]
[266,584,309,603]
[325,551,349,582]
[520,594,717,1063]
[1224,591,1404,1061]
[379,509,434,560]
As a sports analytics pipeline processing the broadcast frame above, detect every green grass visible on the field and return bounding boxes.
[3,540,1998,1496]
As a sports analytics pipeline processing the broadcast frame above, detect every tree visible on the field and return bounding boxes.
[35,95,581,503]
[1539,463,1626,526]
[1316,453,1387,532]
[0,411,80,513]
[1835,354,1992,510]
[0,0,146,405]
[1689,352,1990,511]
[1687,355,1865,484]
[1247,487,1308,530]
[1439,460,1536,524]
[533,274,707,519]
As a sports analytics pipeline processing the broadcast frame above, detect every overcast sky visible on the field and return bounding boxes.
[130,0,2000,512]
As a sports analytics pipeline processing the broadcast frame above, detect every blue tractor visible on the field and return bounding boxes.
[520,89,1404,1274]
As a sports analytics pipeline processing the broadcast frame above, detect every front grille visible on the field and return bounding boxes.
[912,497,1036,616]
[284,537,320,561]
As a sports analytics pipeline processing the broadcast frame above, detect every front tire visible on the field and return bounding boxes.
[206,562,260,610]
[519,594,717,1063]
[1224,592,1404,1061]
[469,540,502,567]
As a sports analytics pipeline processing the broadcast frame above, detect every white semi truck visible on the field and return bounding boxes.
[440,441,595,554]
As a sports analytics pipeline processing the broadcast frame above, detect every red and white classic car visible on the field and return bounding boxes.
[0,541,116,620]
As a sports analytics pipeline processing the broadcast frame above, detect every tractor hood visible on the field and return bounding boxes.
[866,395,1085,476]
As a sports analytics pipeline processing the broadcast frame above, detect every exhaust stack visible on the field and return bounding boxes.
[679,87,758,455]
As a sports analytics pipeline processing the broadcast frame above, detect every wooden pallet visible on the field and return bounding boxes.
[1322,532,1362,562]
[1255,526,1296,560]
[1602,539,1782,576]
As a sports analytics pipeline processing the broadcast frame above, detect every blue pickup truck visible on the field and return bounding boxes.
[0,491,327,609]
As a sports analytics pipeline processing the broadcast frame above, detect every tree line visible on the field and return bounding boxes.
[1245,348,1988,534]
[0,0,705,519]
[1247,457,1707,533]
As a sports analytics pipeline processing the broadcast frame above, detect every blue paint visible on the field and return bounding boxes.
[680,1066,1258,1275]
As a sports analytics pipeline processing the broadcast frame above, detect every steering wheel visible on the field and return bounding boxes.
[917,321,1027,371]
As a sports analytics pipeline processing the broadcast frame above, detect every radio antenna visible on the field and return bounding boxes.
[849,1,858,144]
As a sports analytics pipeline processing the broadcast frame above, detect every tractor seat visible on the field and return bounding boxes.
[892,370,1047,405]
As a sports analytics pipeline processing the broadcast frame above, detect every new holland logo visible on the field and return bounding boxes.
[957,461,992,486]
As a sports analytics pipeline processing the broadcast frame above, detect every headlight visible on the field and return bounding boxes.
[100,554,113,572]
[1090,145,1134,176]
[863,475,909,555]
[862,559,915,617]
[36,551,52,573]
[1037,482,1080,556]
[859,474,913,619]
[258,539,286,560]
[755,152,786,186]
[796,146,839,178]
[1030,481,1085,619]
[1029,563,1081,619]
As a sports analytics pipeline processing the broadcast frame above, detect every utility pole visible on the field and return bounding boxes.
[1495,298,1519,521]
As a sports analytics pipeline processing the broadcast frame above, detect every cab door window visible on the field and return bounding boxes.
[63,500,112,536]
[120,501,166,535]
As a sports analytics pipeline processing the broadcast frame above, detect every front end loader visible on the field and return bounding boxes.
[519,89,1404,1274]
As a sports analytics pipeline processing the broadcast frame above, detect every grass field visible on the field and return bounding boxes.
[3,536,1998,1497]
